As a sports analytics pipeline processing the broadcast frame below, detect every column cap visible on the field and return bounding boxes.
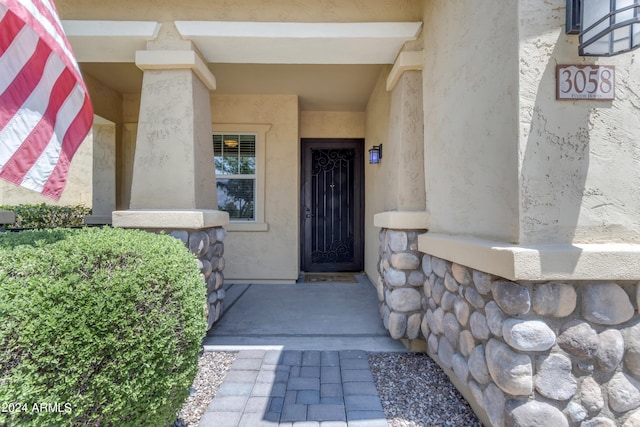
[113,209,229,229]
[135,49,216,90]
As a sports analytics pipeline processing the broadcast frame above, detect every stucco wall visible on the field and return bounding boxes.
[57,0,422,22]
[364,66,393,281]
[519,0,640,245]
[212,94,300,282]
[299,112,365,139]
[422,0,519,243]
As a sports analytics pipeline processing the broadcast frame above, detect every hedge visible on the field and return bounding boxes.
[0,227,207,426]
[0,204,91,229]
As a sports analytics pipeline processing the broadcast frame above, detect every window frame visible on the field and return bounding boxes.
[212,123,270,231]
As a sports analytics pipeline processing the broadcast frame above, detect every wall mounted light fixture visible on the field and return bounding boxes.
[369,144,382,164]
[567,0,640,56]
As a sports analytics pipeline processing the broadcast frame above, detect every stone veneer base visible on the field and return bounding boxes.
[113,209,229,330]
[378,227,640,427]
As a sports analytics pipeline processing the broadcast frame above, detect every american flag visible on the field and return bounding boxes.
[0,0,93,201]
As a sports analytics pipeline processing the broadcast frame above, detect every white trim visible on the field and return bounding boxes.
[386,50,423,91]
[174,21,422,64]
[61,20,160,62]
[418,232,640,281]
[213,124,271,231]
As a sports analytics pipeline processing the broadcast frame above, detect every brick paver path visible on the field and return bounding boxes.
[199,350,388,427]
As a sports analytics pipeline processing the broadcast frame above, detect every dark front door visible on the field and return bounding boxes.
[301,139,364,272]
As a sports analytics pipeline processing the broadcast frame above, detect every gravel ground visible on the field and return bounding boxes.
[369,353,482,427]
[173,351,481,427]
[172,352,237,427]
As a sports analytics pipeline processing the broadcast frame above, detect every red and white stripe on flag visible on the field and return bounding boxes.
[0,0,93,201]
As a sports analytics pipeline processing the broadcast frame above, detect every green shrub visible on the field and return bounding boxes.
[0,227,207,427]
[0,204,91,229]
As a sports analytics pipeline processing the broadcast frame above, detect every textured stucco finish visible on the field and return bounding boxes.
[519,0,640,245]
[130,61,217,209]
[364,66,392,282]
[300,111,365,139]
[422,0,519,243]
[212,94,300,282]
[56,0,422,23]
[112,209,228,229]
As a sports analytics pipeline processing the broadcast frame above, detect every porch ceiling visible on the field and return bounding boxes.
[65,20,421,111]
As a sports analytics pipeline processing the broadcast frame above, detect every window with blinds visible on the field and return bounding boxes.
[213,134,256,221]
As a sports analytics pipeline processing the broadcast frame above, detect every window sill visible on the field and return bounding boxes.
[225,222,269,232]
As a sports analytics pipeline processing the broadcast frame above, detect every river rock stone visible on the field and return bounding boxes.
[465,287,485,309]
[459,330,475,357]
[428,307,445,335]
[608,372,640,412]
[532,282,576,317]
[387,230,407,252]
[428,333,438,354]
[564,401,587,423]
[169,230,189,244]
[473,270,493,295]
[385,268,407,288]
[469,345,491,384]
[441,291,456,311]
[431,256,448,278]
[582,282,634,325]
[452,353,469,383]
[623,323,640,377]
[444,272,459,293]
[486,301,507,336]
[188,231,210,257]
[580,376,604,414]
[454,298,471,326]
[451,263,472,286]
[422,254,432,276]
[557,320,600,359]
[470,311,490,340]
[483,384,505,427]
[432,276,446,304]
[391,252,420,270]
[535,353,577,400]
[492,280,531,316]
[438,336,454,369]
[389,288,422,312]
[406,313,422,339]
[581,418,616,427]
[443,312,461,346]
[486,339,533,396]
[407,270,425,287]
[503,319,556,352]
[420,312,430,338]
[595,329,624,372]
[388,312,407,339]
[623,410,640,427]
[423,276,432,298]
[505,400,569,427]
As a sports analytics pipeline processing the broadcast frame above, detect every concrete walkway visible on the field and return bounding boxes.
[200,275,406,426]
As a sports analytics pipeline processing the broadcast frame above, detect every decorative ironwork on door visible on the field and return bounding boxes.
[302,139,363,272]
[309,148,355,264]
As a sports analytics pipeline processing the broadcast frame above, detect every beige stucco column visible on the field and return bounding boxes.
[84,118,116,224]
[128,44,217,210]
[374,50,429,231]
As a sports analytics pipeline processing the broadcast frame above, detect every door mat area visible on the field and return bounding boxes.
[303,273,358,283]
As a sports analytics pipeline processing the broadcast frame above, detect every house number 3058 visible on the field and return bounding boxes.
[556,65,615,100]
